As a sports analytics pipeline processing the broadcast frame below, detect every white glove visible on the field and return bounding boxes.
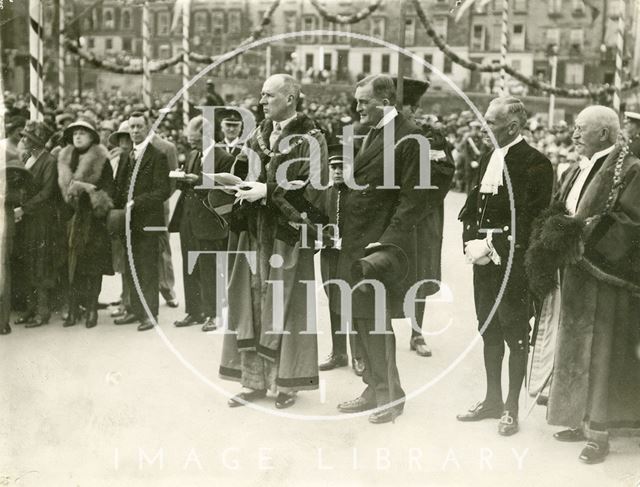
[464,238,491,265]
[235,181,267,203]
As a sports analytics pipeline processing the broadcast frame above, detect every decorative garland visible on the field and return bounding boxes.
[255,127,322,158]
[309,0,384,24]
[409,0,640,98]
[61,0,280,73]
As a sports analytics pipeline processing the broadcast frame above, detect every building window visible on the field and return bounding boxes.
[122,8,132,30]
[284,11,297,33]
[122,38,132,51]
[323,53,332,70]
[511,59,522,71]
[512,24,525,51]
[228,10,241,34]
[381,53,390,72]
[212,11,224,36]
[320,19,335,42]
[105,38,113,50]
[194,11,209,34]
[303,15,316,42]
[546,27,560,46]
[305,53,314,71]
[570,28,584,48]
[103,7,115,29]
[423,53,433,74]
[87,37,95,49]
[471,24,486,50]
[370,17,385,39]
[443,56,453,74]
[513,0,527,11]
[362,53,371,74]
[335,23,350,44]
[157,11,170,36]
[405,18,416,46]
[566,62,584,84]
[473,1,488,13]
[491,25,502,51]
[548,0,562,14]
[572,0,586,12]
[159,44,171,59]
[433,17,448,41]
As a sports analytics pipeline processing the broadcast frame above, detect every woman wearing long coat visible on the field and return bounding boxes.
[12,121,63,327]
[57,118,114,328]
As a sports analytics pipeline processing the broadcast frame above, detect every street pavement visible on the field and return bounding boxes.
[1,192,639,486]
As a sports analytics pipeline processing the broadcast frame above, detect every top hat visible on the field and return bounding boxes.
[107,121,131,147]
[391,77,430,108]
[20,120,53,148]
[351,243,409,290]
[63,116,100,143]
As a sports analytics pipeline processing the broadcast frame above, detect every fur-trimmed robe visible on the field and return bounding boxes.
[527,144,640,433]
[57,144,115,281]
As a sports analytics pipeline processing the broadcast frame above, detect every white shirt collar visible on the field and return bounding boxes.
[225,137,239,147]
[133,140,148,155]
[499,134,523,153]
[581,145,615,170]
[273,113,297,132]
[375,107,398,129]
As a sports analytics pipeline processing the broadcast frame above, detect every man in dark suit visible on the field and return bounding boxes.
[457,96,553,435]
[113,112,171,331]
[335,74,432,424]
[623,111,640,158]
[169,115,230,332]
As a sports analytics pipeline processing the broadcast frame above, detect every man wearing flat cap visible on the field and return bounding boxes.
[623,111,640,158]
[335,74,433,424]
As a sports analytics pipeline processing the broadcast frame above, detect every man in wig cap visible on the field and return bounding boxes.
[527,105,640,464]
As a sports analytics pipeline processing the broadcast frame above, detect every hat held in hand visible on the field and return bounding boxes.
[351,243,409,290]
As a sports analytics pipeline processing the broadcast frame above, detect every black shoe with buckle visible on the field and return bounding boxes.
[554,428,586,442]
[456,401,503,422]
[498,410,519,436]
[579,441,609,464]
[410,335,432,357]
[352,358,365,377]
[369,407,403,424]
[275,392,296,409]
[337,396,376,413]
[174,314,205,327]
[319,353,348,371]
[228,389,267,408]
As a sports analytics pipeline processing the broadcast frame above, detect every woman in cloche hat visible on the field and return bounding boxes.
[12,121,64,328]
[57,116,115,328]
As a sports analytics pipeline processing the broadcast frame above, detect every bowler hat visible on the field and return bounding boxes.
[20,120,53,148]
[351,243,409,290]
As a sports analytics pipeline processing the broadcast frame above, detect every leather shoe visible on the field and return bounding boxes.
[114,313,138,325]
[369,407,403,424]
[554,428,586,442]
[174,314,204,327]
[228,389,267,408]
[85,310,98,328]
[137,319,155,331]
[337,396,375,413]
[25,315,49,328]
[579,441,609,464]
[319,353,348,371]
[0,324,11,335]
[275,392,296,409]
[201,317,218,332]
[456,401,503,422]
[352,358,365,377]
[498,410,519,436]
[14,313,35,325]
[110,307,126,318]
[165,299,179,308]
[410,335,432,357]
